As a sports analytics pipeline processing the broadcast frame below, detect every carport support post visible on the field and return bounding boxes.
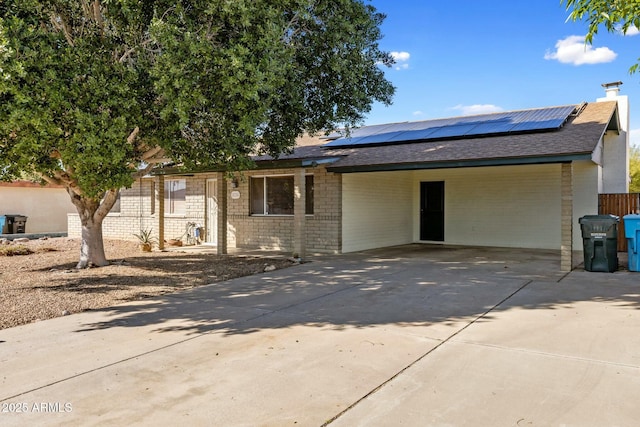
[217,176,228,255]
[155,175,165,250]
[561,162,573,272]
[293,168,307,259]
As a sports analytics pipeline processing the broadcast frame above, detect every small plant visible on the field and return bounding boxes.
[0,245,33,256]
[133,229,158,252]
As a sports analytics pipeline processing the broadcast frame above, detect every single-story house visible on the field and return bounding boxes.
[1,180,76,234]
[68,83,629,272]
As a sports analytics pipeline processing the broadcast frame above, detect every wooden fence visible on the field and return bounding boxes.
[598,193,640,252]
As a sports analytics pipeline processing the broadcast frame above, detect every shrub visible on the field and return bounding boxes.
[0,245,34,256]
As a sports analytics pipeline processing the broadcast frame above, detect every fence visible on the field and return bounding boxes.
[598,193,640,252]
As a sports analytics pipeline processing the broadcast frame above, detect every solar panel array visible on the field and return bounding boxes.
[324,105,577,148]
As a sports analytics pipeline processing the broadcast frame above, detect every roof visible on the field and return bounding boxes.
[255,101,618,173]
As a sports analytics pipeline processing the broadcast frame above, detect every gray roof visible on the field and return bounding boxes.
[257,101,618,172]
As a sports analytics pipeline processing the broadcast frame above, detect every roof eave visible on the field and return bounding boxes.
[326,153,594,173]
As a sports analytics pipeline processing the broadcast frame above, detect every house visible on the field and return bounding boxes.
[0,180,76,234]
[68,83,629,272]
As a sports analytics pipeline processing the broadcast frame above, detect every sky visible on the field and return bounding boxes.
[364,1,640,146]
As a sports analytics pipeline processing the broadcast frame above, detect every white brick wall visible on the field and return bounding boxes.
[68,169,342,254]
[413,164,562,249]
[67,161,602,254]
[342,171,414,253]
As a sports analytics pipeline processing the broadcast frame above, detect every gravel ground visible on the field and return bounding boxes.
[0,238,296,330]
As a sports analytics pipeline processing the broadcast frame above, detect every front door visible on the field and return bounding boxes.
[206,179,218,245]
[420,181,445,241]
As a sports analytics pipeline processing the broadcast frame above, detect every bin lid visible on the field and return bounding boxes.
[623,214,640,219]
[579,214,619,224]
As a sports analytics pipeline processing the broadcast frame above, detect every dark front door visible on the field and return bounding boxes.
[420,181,445,241]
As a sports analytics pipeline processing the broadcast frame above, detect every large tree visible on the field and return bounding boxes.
[0,0,394,268]
[564,0,640,73]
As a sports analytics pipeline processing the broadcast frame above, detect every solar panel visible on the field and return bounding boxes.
[509,105,576,132]
[324,105,577,148]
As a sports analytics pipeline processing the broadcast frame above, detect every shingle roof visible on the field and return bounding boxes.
[255,101,618,172]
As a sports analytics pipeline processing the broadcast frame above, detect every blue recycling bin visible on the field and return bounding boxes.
[623,214,640,272]
[0,215,5,234]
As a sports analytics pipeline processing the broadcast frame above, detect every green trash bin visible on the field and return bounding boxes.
[578,215,619,272]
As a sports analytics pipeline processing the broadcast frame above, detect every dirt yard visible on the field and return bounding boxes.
[0,238,296,330]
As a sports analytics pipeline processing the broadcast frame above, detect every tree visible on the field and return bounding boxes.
[630,146,640,192]
[0,0,395,268]
[563,0,640,73]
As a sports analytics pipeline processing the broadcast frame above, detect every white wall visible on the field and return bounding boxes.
[601,130,629,193]
[572,160,600,249]
[0,183,76,233]
[597,93,629,193]
[341,162,602,253]
[342,171,414,252]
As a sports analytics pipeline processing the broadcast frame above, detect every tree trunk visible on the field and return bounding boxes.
[67,188,119,269]
[77,216,109,268]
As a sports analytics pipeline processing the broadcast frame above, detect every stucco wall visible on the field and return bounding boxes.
[342,171,414,253]
[601,130,629,193]
[0,182,75,233]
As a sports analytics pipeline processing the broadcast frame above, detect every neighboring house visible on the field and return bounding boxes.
[68,84,629,272]
[0,181,76,234]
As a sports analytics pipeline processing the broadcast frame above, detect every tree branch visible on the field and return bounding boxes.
[126,126,140,144]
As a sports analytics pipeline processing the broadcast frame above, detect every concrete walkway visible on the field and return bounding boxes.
[1,245,639,426]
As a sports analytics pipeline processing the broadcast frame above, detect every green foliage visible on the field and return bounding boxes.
[630,146,640,192]
[133,228,158,245]
[563,0,640,74]
[0,0,394,265]
[0,0,395,194]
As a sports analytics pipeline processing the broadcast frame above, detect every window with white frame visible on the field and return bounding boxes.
[250,175,314,215]
[164,179,186,215]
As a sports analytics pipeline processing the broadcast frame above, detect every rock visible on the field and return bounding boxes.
[0,238,9,245]
[264,264,277,272]
[62,310,70,316]
[13,238,29,244]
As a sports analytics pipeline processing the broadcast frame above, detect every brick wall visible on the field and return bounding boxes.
[228,167,342,253]
[68,174,216,244]
[68,168,342,254]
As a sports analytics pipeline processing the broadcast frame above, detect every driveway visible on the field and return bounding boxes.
[1,244,639,426]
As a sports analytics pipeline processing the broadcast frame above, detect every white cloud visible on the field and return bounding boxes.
[390,51,410,70]
[450,104,504,116]
[412,110,424,116]
[616,24,639,36]
[544,35,617,65]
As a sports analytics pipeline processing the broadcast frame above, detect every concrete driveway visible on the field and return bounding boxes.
[1,244,639,426]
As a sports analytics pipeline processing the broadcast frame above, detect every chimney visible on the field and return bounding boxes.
[602,81,623,98]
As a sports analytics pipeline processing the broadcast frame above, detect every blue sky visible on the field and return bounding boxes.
[365,1,640,146]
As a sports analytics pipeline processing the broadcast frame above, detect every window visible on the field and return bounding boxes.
[164,179,186,215]
[250,175,314,215]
